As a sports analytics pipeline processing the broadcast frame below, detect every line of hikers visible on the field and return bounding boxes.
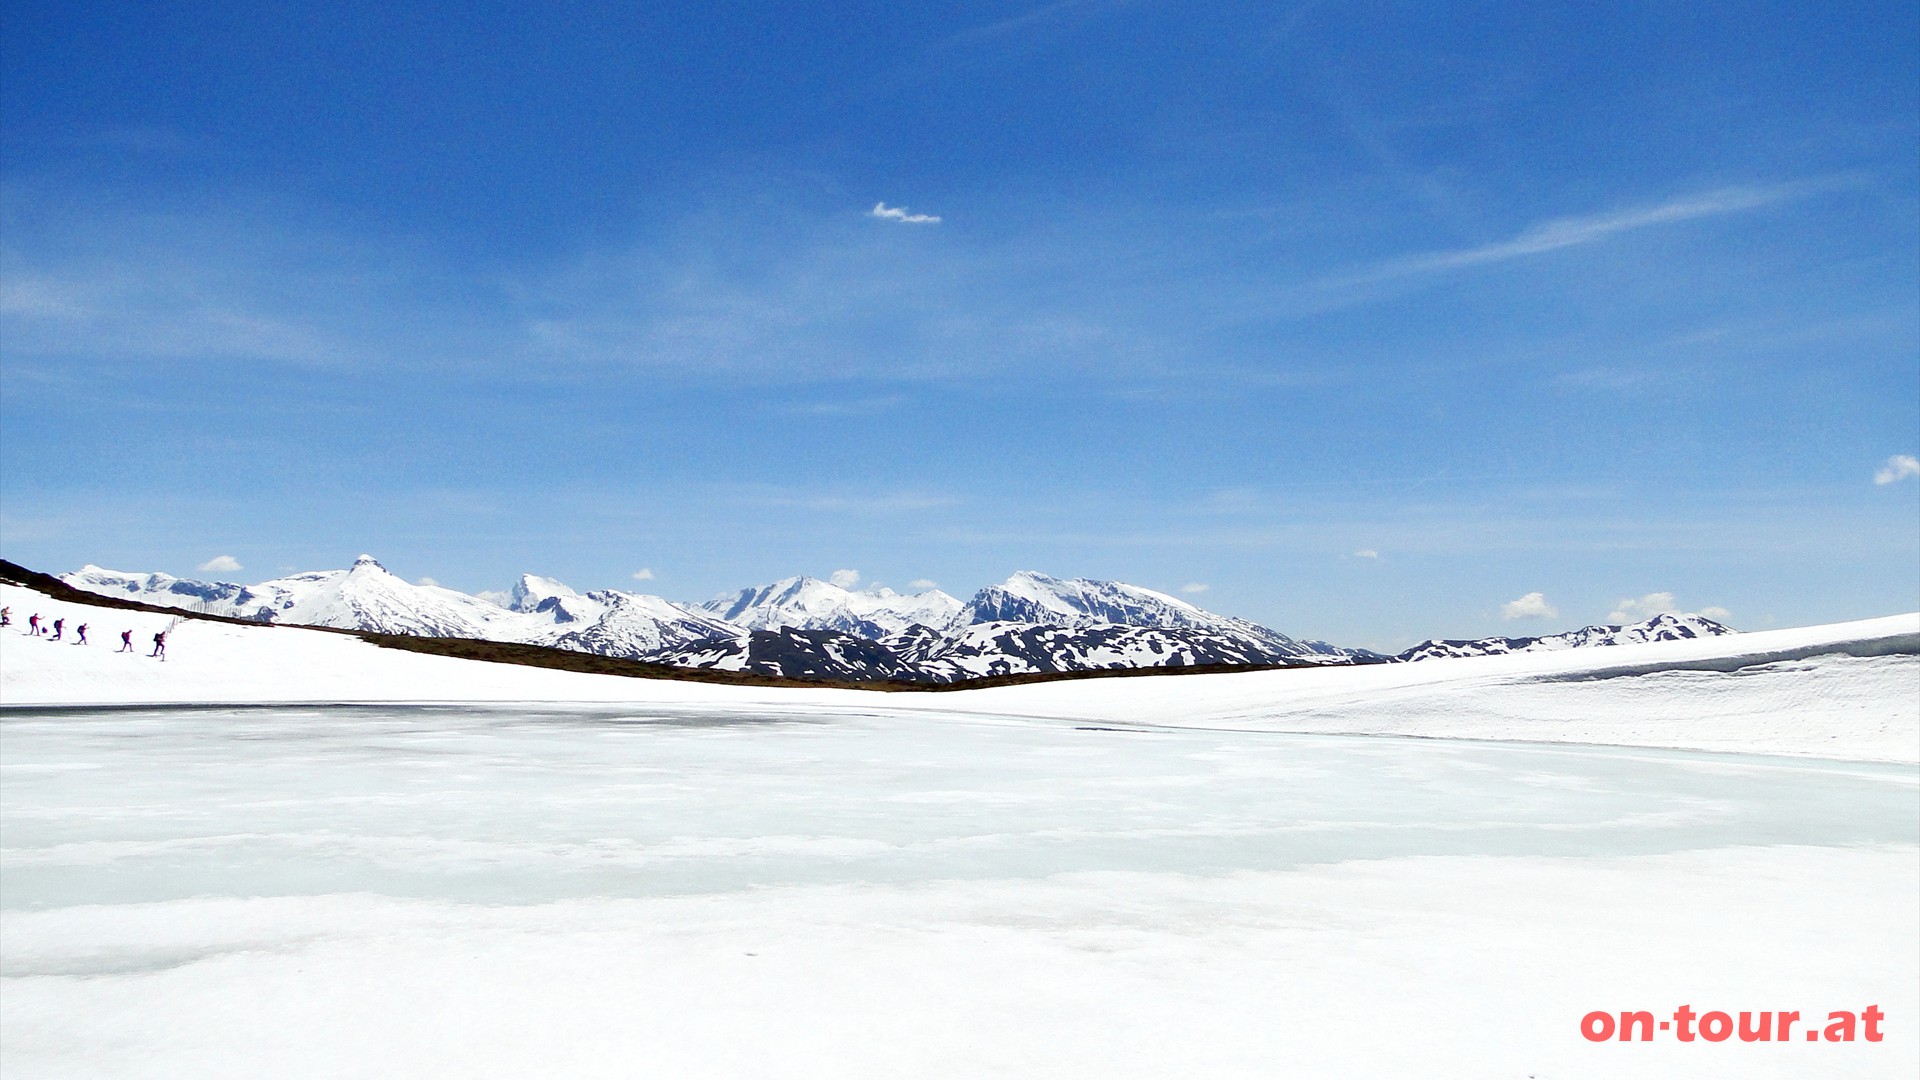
[6,608,166,657]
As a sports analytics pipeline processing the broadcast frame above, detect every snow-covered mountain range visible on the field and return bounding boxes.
[1392,612,1734,661]
[59,558,1736,682]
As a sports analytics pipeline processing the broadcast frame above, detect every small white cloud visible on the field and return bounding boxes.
[631,568,654,581]
[1351,549,1379,559]
[416,577,439,587]
[830,569,861,588]
[475,589,513,608]
[1608,592,1680,623]
[1180,582,1211,594]
[1501,591,1558,620]
[870,202,941,225]
[1874,454,1920,485]
[198,555,242,574]
[1700,605,1733,622]
[908,578,940,590]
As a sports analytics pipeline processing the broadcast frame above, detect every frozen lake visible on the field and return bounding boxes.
[5,703,1915,909]
[4,704,1917,1078]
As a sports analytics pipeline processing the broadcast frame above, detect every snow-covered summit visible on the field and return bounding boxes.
[958,571,1326,659]
[703,576,963,639]
[504,574,611,627]
[961,572,1209,629]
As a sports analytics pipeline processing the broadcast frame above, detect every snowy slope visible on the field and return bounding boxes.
[1397,612,1735,660]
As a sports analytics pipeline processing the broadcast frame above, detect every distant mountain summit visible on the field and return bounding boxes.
[60,559,1738,683]
[701,576,963,639]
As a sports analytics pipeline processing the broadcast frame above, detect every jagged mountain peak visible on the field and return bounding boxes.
[508,573,582,614]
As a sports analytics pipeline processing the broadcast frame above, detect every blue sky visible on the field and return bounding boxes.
[2,0,1916,650]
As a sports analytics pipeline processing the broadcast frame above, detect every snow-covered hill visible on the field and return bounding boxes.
[1395,612,1735,661]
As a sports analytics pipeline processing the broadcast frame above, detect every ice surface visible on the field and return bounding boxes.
[2,704,1917,1078]
[5,705,1913,909]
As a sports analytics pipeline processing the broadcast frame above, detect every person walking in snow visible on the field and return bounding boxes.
[50,618,64,641]
[76,623,89,645]
[0,606,10,627]
[29,613,42,636]
[151,631,167,659]
[119,629,134,652]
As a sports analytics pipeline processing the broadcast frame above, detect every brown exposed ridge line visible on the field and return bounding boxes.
[1,558,1319,692]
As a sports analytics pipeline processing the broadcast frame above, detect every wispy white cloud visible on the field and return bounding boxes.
[870,202,941,225]
[1347,183,1823,285]
[1179,582,1210,594]
[1501,591,1557,620]
[777,395,906,417]
[908,578,940,590]
[1351,548,1379,559]
[198,554,242,574]
[943,0,1117,47]
[631,568,655,581]
[1700,605,1733,622]
[830,569,861,588]
[753,491,958,513]
[1873,454,1919,485]
[416,576,439,586]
